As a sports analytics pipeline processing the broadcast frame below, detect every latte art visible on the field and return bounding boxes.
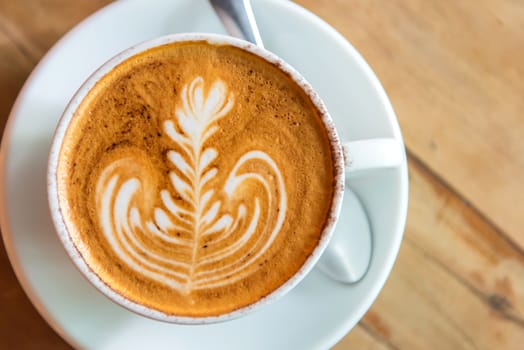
[56,41,336,317]
[96,77,287,294]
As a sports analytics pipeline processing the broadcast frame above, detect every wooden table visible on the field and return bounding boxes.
[1,1,523,349]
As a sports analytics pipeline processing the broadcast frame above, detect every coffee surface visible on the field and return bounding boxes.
[57,41,336,317]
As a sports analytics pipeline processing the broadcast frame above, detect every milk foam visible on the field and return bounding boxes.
[95,77,287,294]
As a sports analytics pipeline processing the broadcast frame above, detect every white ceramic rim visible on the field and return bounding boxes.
[46,33,346,324]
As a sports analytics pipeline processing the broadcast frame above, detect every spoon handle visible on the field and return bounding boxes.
[209,0,264,48]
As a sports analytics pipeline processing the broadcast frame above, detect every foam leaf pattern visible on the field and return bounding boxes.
[95,76,287,294]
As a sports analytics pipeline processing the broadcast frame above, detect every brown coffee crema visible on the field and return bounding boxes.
[56,41,336,317]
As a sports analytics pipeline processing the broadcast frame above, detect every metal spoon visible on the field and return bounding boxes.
[209,0,264,48]
[208,0,372,283]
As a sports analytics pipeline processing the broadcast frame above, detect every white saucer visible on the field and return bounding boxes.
[0,0,408,348]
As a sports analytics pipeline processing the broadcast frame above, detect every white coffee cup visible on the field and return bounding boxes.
[48,33,403,324]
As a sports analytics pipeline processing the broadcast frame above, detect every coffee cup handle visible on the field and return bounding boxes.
[343,138,405,175]
[317,138,404,284]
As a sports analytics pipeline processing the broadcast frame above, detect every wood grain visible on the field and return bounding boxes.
[0,1,523,349]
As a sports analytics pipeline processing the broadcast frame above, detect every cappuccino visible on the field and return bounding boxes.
[55,41,337,317]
